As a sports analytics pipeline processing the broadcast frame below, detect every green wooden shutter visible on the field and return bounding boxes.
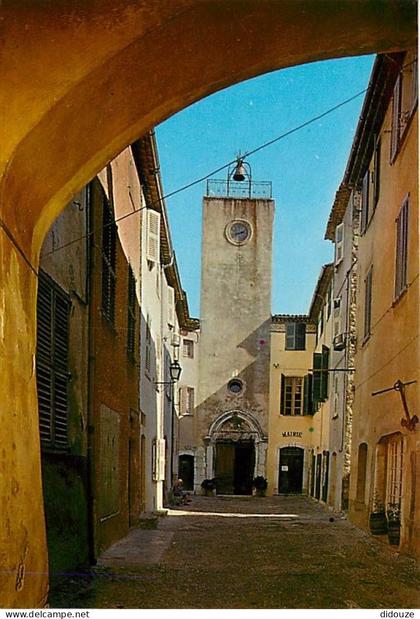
[312,353,322,407]
[303,374,313,414]
[296,322,306,350]
[280,374,285,414]
[320,345,330,401]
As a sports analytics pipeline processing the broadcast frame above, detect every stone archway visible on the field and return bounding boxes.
[0,0,416,606]
[204,410,267,495]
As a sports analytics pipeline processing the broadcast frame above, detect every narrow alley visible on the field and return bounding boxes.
[50,496,419,609]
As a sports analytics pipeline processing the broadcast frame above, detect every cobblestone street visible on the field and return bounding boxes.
[50,495,420,609]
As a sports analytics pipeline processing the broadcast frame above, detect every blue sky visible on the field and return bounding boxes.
[156,55,375,318]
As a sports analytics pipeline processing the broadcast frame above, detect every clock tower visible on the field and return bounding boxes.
[194,162,274,494]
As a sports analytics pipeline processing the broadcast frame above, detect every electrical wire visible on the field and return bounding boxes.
[43,86,369,258]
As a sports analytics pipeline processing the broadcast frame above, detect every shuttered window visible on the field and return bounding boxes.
[101,197,117,323]
[303,374,314,415]
[335,223,344,265]
[395,197,409,299]
[281,375,303,416]
[127,266,136,357]
[360,169,370,235]
[36,271,70,450]
[320,345,330,401]
[312,352,322,409]
[364,266,373,340]
[373,137,381,208]
[285,322,306,350]
[146,209,161,263]
[390,73,402,162]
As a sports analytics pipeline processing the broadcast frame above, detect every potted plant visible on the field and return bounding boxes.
[201,478,216,497]
[386,503,401,546]
[252,476,268,497]
[368,492,388,535]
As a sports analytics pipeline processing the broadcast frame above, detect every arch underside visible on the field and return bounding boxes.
[0,1,416,256]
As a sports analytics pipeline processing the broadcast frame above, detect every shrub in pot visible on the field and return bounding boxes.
[253,476,268,497]
[369,493,388,535]
[386,503,401,546]
[201,478,216,497]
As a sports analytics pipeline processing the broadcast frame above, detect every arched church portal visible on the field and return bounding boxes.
[208,411,266,496]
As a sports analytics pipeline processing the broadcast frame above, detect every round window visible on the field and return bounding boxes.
[227,379,243,394]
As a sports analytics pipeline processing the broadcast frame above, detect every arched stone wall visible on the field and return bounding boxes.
[0,0,416,606]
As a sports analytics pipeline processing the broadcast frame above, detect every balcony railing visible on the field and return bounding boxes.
[206,178,272,199]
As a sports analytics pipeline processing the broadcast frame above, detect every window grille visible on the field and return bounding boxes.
[101,197,117,323]
[395,197,409,299]
[36,271,70,450]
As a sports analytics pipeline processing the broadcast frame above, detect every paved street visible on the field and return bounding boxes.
[50,495,419,609]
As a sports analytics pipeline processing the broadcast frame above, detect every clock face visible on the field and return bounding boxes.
[226,220,251,245]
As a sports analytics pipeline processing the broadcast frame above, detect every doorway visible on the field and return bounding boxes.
[215,441,255,495]
[278,447,304,494]
[179,454,194,491]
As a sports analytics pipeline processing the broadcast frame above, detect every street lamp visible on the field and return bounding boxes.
[154,359,182,385]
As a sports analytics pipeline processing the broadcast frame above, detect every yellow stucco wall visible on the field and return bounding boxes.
[349,73,419,558]
[267,326,317,495]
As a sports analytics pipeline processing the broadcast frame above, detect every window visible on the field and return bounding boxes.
[364,266,373,340]
[179,386,195,415]
[386,436,404,508]
[183,338,194,358]
[360,169,370,235]
[333,297,342,338]
[127,266,136,357]
[167,286,175,327]
[373,137,381,208]
[390,54,418,163]
[312,347,329,406]
[186,387,195,414]
[281,376,303,416]
[227,378,243,394]
[285,322,306,350]
[36,271,70,450]
[145,314,152,375]
[318,306,324,339]
[101,196,117,323]
[391,72,402,162]
[146,209,161,263]
[335,223,344,265]
[395,197,409,299]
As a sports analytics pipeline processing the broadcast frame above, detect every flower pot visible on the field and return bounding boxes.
[387,521,401,545]
[369,511,388,535]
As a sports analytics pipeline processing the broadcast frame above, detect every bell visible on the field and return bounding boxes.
[233,160,246,181]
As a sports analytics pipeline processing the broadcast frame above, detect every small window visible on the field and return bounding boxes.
[186,387,195,413]
[395,197,409,299]
[179,386,195,415]
[183,338,194,358]
[335,223,344,265]
[333,297,342,338]
[285,322,306,350]
[280,376,303,416]
[364,266,373,340]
